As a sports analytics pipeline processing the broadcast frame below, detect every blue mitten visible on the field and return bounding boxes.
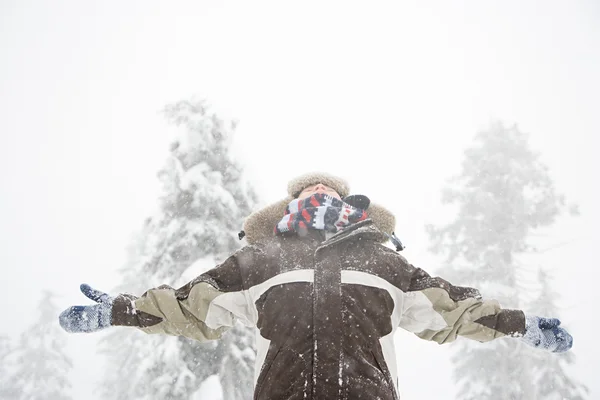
[59,284,113,333]
[521,316,573,353]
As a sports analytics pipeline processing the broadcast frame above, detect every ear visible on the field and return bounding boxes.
[343,194,371,210]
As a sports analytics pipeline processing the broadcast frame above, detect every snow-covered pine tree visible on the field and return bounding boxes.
[7,291,73,400]
[100,99,259,400]
[0,335,17,399]
[99,225,183,400]
[427,122,574,400]
[527,269,588,400]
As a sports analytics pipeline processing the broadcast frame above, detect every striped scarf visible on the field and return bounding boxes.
[275,193,368,235]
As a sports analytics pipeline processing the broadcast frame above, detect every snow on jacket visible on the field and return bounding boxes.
[111,218,526,400]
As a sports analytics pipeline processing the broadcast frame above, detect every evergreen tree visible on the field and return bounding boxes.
[427,122,582,399]
[99,228,173,400]
[0,334,17,399]
[101,221,213,400]
[100,99,259,399]
[7,291,73,400]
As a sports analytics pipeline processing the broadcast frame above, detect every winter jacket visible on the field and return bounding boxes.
[112,218,526,400]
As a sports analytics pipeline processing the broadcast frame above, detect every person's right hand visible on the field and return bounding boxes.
[59,284,113,333]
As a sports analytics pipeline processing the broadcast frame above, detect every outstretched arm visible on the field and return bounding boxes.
[396,258,572,353]
[59,246,261,342]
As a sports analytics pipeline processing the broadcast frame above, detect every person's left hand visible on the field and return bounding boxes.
[59,284,114,333]
[520,316,573,353]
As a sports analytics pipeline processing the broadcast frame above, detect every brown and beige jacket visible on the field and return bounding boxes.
[112,218,525,400]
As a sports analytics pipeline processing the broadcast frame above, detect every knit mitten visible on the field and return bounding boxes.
[521,316,573,353]
[59,284,113,333]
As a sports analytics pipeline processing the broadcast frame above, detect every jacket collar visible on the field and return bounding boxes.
[316,219,383,250]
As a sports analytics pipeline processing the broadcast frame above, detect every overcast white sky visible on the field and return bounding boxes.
[1,1,599,398]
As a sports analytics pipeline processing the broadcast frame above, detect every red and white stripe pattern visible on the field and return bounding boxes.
[275,194,367,235]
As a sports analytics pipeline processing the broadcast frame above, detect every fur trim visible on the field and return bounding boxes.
[287,172,350,198]
[243,198,292,245]
[365,203,396,240]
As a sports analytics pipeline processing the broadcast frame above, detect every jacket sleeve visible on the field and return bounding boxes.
[396,256,526,345]
[111,246,261,342]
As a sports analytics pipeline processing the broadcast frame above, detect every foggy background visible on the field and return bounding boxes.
[1,1,598,398]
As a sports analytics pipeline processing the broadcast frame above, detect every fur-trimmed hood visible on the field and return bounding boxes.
[243,172,396,245]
